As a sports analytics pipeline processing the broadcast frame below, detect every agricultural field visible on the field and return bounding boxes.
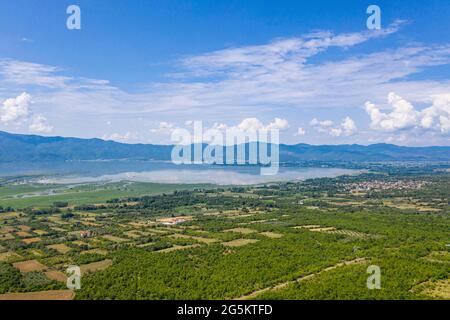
[0,171,449,300]
[0,180,211,209]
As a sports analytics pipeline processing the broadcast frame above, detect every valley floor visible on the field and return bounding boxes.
[0,169,449,300]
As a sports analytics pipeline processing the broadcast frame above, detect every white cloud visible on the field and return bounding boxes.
[166,117,290,145]
[1,92,31,123]
[218,117,289,132]
[310,118,334,128]
[424,94,450,133]
[330,128,343,137]
[236,118,264,131]
[341,116,357,136]
[267,117,289,130]
[365,92,418,131]
[310,116,357,137]
[1,93,53,134]
[365,93,450,133]
[29,115,53,133]
[182,20,404,75]
[102,132,138,143]
[0,60,70,88]
[440,115,450,133]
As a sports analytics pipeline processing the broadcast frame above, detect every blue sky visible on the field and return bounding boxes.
[1,0,450,146]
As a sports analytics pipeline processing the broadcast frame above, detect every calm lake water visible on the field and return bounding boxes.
[0,160,359,185]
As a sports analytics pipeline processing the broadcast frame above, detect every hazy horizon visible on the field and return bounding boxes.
[2,129,450,148]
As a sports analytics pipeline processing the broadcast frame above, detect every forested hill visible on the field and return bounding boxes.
[1,130,450,162]
[0,131,172,162]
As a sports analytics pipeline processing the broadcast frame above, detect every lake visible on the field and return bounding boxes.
[0,160,360,185]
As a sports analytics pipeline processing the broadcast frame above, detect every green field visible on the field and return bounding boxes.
[0,171,449,300]
[0,181,212,209]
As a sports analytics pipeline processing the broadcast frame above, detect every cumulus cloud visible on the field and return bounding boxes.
[341,116,357,136]
[29,115,53,133]
[329,128,343,137]
[422,94,450,133]
[235,118,264,131]
[214,117,289,132]
[167,117,289,145]
[1,92,54,134]
[310,118,334,128]
[310,116,356,137]
[1,92,31,123]
[365,93,450,133]
[365,92,418,131]
[440,116,450,133]
[267,117,289,130]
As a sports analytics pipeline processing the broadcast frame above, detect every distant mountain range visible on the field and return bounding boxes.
[1,130,449,163]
